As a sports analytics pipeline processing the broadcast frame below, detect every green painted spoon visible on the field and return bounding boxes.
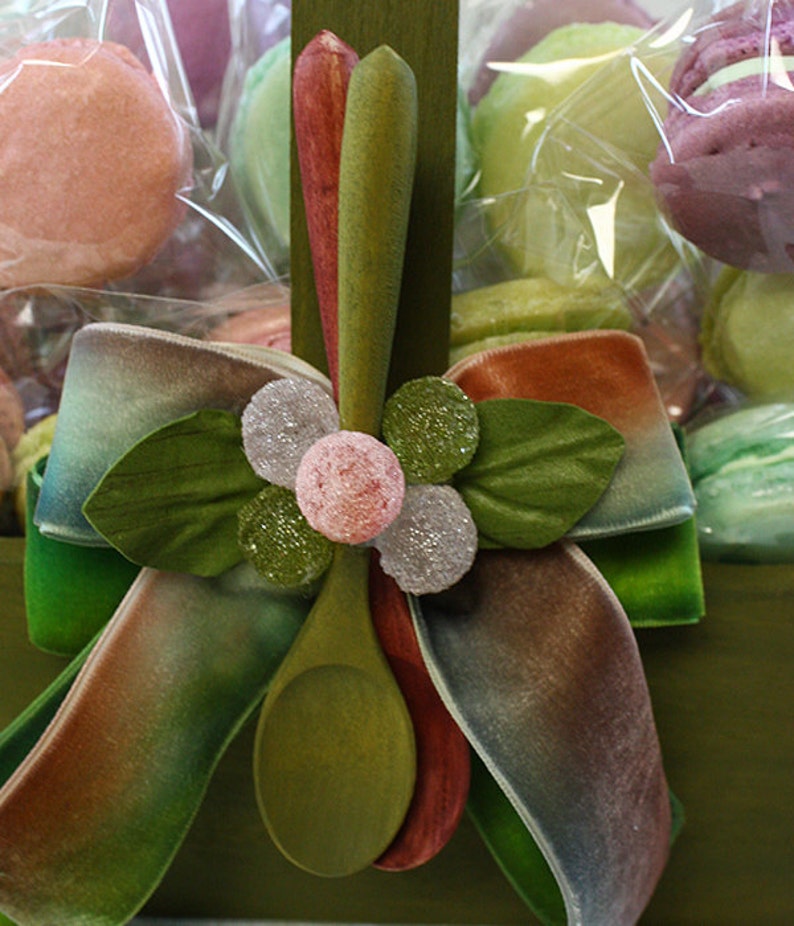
[253,43,418,877]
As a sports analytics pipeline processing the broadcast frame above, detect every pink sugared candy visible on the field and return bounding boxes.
[295,431,405,545]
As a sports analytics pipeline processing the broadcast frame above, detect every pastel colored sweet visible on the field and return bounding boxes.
[11,413,58,532]
[207,289,292,353]
[295,431,405,545]
[468,0,654,103]
[632,278,704,423]
[230,37,292,274]
[109,0,231,127]
[700,266,794,400]
[650,2,794,272]
[167,0,231,127]
[687,403,794,561]
[472,22,678,291]
[449,276,632,364]
[0,436,11,495]
[0,39,191,289]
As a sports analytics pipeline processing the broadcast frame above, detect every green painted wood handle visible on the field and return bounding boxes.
[336,45,417,435]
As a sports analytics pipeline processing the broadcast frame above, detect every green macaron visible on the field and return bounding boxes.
[701,267,794,401]
[687,403,794,562]
[230,37,292,274]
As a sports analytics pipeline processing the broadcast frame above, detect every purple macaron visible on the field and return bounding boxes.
[650,1,794,273]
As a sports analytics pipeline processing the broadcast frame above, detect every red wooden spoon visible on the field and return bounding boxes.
[369,556,470,870]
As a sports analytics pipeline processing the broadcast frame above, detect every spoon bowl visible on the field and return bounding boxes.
[254,544,416,876]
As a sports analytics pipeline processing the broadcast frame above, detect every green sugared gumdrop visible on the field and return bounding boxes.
[238,484,333,590]
[382,377,479,484]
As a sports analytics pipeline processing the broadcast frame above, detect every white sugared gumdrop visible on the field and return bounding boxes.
[242,378,339,488]
[376,484,478,595]
[295,431,405,545]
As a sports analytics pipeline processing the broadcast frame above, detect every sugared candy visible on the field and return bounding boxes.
[242,378,339,488]
[375,484,478,595]
[237,483,334,588]
[382,377,479,483]
[295,431,405,545]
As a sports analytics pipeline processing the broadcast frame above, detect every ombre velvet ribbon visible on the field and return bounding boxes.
[0,323,699,926]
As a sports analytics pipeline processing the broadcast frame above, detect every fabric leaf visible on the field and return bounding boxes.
[83,410,263,577]
[455,399,624,549]
[35,322,331,547]
[447,331,696,538]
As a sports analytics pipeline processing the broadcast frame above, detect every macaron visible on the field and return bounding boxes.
[700,266,794,400]
[449,276,632,364]
[650,1,794,272]
[687,402,794,562]
[471,21,679,292]
[468,0,654,103]
[167,0,231,127]
[11,412,58,532]
[109,0,232,127]
[229,37,292,275]
[0,437,12,496]
[0,38,192,289]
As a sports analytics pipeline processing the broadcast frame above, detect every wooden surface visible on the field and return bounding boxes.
[2,536,791,923]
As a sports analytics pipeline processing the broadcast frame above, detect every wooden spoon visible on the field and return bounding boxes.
[369,557,470,870]
[294,31,469,871]
[293,30,358,398]
[252,43,419,877]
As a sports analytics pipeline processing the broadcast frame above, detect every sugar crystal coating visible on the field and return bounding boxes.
[295,431,405,545]
[238,484,333,589]
[382,376,479,483]
[375,484,478,595]
[242,378,339,488]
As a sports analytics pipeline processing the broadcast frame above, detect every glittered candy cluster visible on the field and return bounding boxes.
[238,375,481,595]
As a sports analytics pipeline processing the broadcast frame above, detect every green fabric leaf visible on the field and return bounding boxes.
[82,410,264,577]
[455,399,624,549]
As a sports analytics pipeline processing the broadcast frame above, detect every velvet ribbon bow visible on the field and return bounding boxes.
[0,320,701,926]
[0,37,701,926]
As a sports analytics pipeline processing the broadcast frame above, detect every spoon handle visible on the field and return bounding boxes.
[293,31,359,398]
[336,46,417,435]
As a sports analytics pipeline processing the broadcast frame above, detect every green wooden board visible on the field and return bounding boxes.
[290,0,458,391]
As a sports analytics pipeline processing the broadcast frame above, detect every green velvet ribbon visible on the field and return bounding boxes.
[24,457,140,656]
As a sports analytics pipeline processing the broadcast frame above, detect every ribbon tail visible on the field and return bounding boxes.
[0,630,98,788]
[411,544,671,926]
[0,564,308,926]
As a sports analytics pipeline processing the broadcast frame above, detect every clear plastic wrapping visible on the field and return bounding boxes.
[0,0,273,299]
[455,0,794,560]
[0,280,290,532]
